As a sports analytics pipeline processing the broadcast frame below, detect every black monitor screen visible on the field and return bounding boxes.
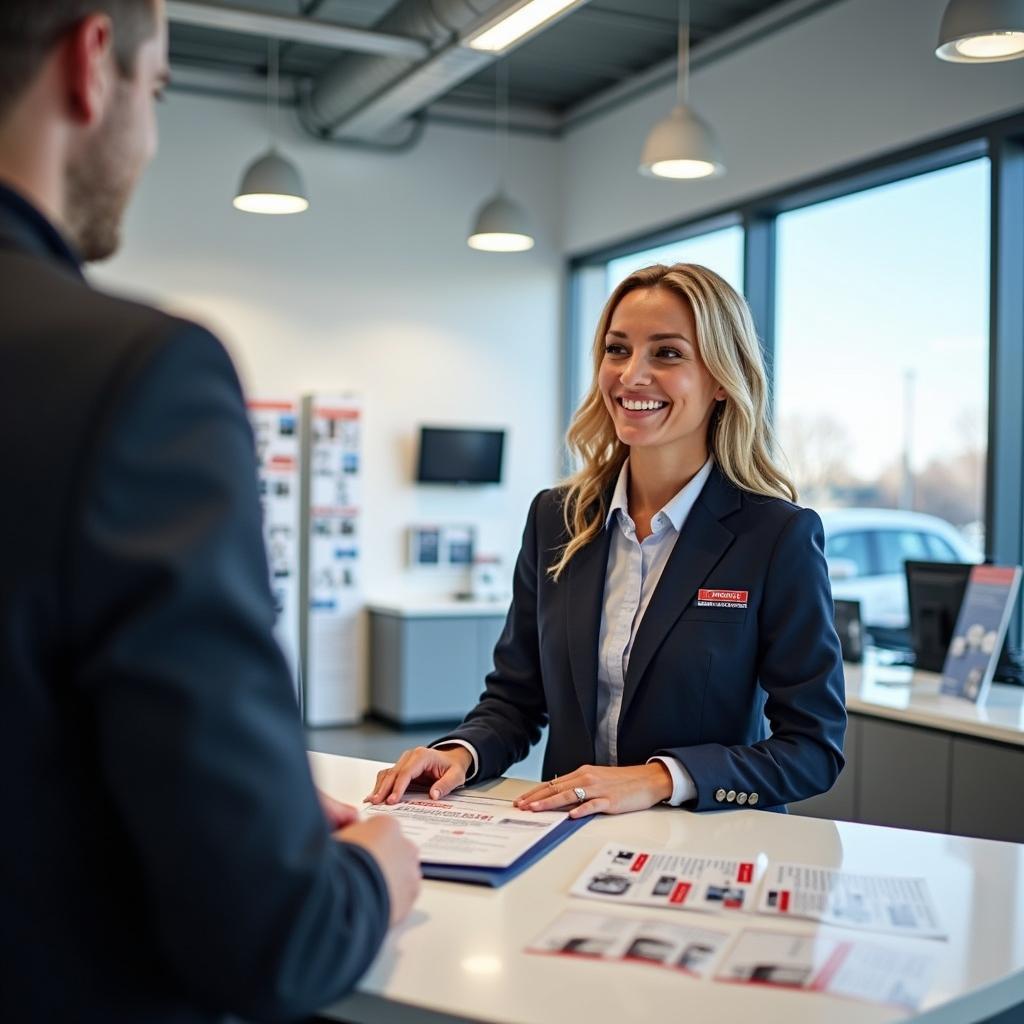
[905,560,972,673]
[416,427,504,485]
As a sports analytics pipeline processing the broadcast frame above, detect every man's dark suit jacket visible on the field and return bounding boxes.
[438,469,847,811]
[0,186,388,1023]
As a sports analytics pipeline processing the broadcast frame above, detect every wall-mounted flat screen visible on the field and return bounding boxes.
[416,427,504,485]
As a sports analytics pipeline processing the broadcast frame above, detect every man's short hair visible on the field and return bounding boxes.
[0,1,157,120]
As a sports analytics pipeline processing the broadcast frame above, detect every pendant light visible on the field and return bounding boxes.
[639,0,725,180]
[936,0,1024,62]
[234,38,309,215]
[467,61,535,252]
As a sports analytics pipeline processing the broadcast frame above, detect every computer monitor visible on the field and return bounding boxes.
[416,427,504,485]
[832,599,863,663]
[905,560,972,673]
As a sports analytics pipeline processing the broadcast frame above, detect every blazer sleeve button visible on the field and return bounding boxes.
[714,788,727,802]
[726,790,736,802]
[748,793,759,806]
[736,792,748,805]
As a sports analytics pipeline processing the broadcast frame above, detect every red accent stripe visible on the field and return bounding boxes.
[247,401,294,411]
[669,882,691,904]
[737,862,754,883]
[810,942,851,991]
[631,854,649,872]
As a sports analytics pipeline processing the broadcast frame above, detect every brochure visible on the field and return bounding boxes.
[715,928,936,1011]
[941,564,1022,703]
[756,863,946,939]
[363,792,587,885]
[569,843,758,913]
[527,909,730,978]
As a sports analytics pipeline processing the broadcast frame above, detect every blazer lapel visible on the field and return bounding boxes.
[619,468,740,723]
[565,521,613,745]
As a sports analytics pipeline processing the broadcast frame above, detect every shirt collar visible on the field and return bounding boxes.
[606,455,715,534]
[0,181,83,276]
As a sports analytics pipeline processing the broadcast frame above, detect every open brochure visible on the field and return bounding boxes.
[569,843,759,913]
[715,928,936,1011]
[567,844,946,940]
[363,792,588,885]
[756,863,948,940]
[527,909,730,979]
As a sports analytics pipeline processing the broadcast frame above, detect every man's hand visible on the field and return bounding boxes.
[317,789,360,830]
[338,816,421,925]
[364,746,473,805]
[514,763,674,818]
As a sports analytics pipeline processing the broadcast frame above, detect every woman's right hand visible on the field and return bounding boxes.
[364,745,474,805]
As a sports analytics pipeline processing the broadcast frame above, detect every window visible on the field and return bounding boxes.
[775,159,990,558]
[824,531,872,578]
[605,225,745,296]
[568,225,745,418]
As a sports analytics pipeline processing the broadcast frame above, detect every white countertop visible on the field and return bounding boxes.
[311,753,1024,1024]
[845,652,1024,746]
[366,597,510,618]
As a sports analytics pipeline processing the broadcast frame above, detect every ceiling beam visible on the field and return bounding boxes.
[165,1,430,60]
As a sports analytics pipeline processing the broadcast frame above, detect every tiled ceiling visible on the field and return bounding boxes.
[168,1,808,121]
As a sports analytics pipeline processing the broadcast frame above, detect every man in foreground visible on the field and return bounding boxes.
[0,2,419,1020]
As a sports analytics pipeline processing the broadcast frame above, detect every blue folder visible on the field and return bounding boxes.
[421,814,591,887]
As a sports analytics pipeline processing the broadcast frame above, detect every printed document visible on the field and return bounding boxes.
[716,928,936,1010]
[569,843,759,912]
[364,793,568,868]
[527,909,729,978]
[756,863,947,939]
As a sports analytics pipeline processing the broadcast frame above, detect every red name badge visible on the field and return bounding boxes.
[697,588,749,609]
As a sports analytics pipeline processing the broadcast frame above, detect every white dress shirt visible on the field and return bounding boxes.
[439,456,714,805]
[598,456,714,805]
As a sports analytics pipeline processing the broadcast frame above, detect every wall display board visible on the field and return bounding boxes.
[247,399,301,694]
[301,394,363,725]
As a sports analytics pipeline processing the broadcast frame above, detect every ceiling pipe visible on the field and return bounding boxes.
[304,0,500,140]
[165,1,429,61]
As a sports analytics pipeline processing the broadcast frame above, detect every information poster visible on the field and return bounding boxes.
[247,399,300,690]
[303,393,363,726]
[941,564,1022,703]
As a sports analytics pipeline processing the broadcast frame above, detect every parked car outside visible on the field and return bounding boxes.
[818,508,983,629]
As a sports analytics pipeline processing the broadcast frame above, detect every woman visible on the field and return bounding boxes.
[368,263,846,818]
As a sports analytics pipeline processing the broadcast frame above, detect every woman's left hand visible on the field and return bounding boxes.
[514,763,674,818]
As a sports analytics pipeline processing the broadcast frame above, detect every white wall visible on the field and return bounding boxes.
[93,91,563,604]
[562,0,1024,255]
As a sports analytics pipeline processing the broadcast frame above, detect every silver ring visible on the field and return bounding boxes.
[573,786,587,803]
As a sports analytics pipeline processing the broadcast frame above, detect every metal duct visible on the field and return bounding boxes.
[305,0,510,140]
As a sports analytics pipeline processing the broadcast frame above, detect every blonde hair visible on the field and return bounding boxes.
[549,262,797,580]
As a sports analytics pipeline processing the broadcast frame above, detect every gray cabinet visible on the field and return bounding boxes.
[369,610,505,727]
[789,716,860,822]
[791,710,1024,843]
[858,718,951,833]
[951,736,1024,843]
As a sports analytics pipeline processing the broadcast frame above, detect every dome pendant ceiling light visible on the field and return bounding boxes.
[468,61,535,252]
[639,0,725,180]
[936,0,1024,61]
[233,38,309,215]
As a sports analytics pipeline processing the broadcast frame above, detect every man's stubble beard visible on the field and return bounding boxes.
[64,83,140,263]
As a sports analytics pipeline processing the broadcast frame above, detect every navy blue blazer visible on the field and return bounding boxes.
[0,186,388,1023]
[438,466,847,812]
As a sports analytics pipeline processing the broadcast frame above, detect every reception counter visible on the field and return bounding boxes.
[790,653,1024,841]
[311,753,1024,1024]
